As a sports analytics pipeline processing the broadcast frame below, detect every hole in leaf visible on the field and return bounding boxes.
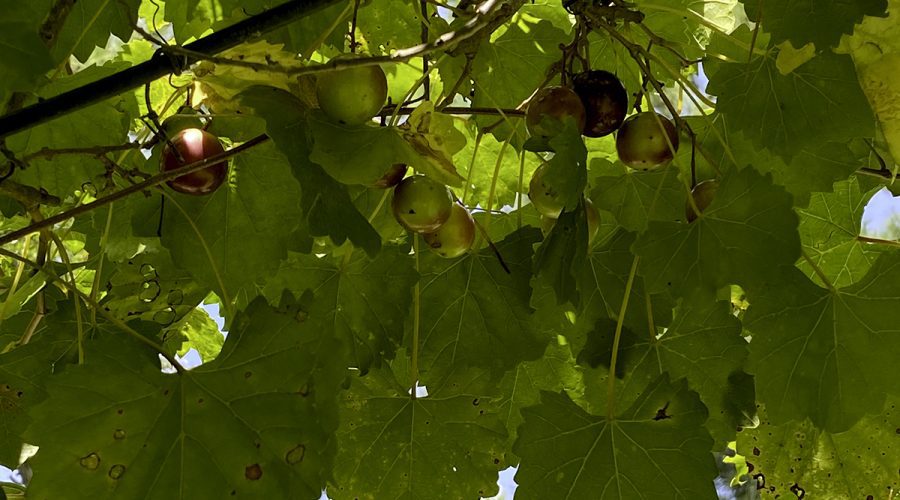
[80,453,100,470]
[286,444,305,465]
[108,464,126,480]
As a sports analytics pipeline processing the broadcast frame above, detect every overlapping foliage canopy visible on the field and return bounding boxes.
[1,0,899,498]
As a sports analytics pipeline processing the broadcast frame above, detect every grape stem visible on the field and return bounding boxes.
[607,255,640,420]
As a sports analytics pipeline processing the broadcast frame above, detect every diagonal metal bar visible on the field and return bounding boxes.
[0,0,342,139]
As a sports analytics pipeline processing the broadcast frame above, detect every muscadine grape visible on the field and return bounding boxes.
[316,63,388,125]
[686,179,718,222]
[423,203,475,258]
[572,70,628,137]
[391,175,453,232]
[528,162,565,218]
[160,128,227,195]
[526,86,587,138]
[615,112,679,171]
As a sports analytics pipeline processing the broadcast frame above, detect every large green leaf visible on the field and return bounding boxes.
[331,364,507,499]
[513,375,718,499]
[160,141,304,300]
[471,17,566,112]
[706,32,875,158]
[416,227,546,379]
[0,324,78,467]
[53,0,140,62]
[0,19,52,96]
[745,256,900,432]
[633,167,800,296]
[239,86,381,256]
[736,400,899,498]
[796,177,885,287]
[263,246,417,374]
[591,162,686,232]
[25,294,345,498]
[741,0,887,49]
[578,293,751,443]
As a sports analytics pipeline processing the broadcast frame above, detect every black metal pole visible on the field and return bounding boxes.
[0,0,343,139]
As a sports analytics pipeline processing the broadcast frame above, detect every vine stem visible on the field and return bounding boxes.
[46,232,86,364]
[607,255,640,420]
[0,234,32,332]
[0,247,184,373]
[800,249,836,293]
[0,134,269,247]
[484,126,515,232]
[858,235,900,248]
[411,235,421,399]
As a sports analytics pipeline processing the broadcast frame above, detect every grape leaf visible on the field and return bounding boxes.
[590,162,686,232]
[25,293,345,499]
[687,115,863,207]
[99,249,209,327]
[634,167,800,296]
[736,400,900,499]
[745,256,900,432]
[453,121,541,209]
[308,116,416,186]
[841,3,900,167]
[796,177,884,287]
[513,375,718,499]
[534,202,590,306]
[542,123,589,212]
[705,36,875,158]
[160,140,303,300]
[741,0,887,49]
[330,365,507,499]
[471,17,566,111]
[579,293,751,443]
[51,0,140,62]
[417,227,546,379]
[0,19,53,96]
[357,0,421,52]
[0,327,77,467]
[263,246,417,374]
[239,85,381,256]
[168,307,224,363]
[496,339,584,450]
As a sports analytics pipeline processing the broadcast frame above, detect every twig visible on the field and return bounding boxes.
[0,134,270,247]
[0,179,61,209]
[22,142,143,161]
[378,105,524,117]
[349,0,362,53]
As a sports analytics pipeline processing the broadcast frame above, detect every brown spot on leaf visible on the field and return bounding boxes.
[245,464,263,480]
[753,447,761,456]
